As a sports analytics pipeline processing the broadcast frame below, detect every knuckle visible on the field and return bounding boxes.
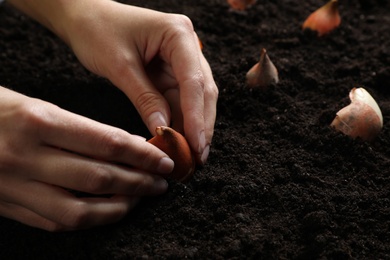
[108,54,137,80]
[192,70,205,87]
[134,148,154,170]
[17,100,57,137]
[169,14,194,32]
[0,145,19,172]
[129,175,155,195]
[207,84,219,100]
[161,14,195,46]
[182,69,205,94]
[0,101,59,171]
[20,101,50,124]
[99,130,128,159]
[60,202,90,229]
[135,91,162,115]
[84,165,113,193]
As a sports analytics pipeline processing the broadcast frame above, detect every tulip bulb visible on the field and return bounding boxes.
[198,38,203,50]
[331,88,383,141]
[302,0,341,37]
[246,48,279,89]
[227,0,256,11]
[148,126,195,182]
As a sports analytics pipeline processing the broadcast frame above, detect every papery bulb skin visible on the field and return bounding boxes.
[302,0,341,37]
[246,48,279,90]
[331,88,383,141]
[227,0,256,11]
[148,126,195,182]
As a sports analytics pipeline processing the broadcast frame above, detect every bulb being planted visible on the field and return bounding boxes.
[246,48,279,90]
[227,0,256,11]
[302,0,341,37]
[331,87,383,141]
[148,126,195,182]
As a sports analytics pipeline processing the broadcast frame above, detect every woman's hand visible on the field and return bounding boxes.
[0,87,173,231]
[4,0,218,231]
[58,0,219,165]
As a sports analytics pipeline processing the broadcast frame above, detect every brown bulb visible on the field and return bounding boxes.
[246,48,279,90]
[227,0,256,11]
[302,0,341,37]
[148,126,195,182]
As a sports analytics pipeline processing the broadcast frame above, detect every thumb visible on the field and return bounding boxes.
[110,65,171,135]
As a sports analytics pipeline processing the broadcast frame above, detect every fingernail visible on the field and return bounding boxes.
[198,130,206,154]
[148,112,168,131]
[157,157,174,174]
[200,145,210,165]
[154,178,168,193]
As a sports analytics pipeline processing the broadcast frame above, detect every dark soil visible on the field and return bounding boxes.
[1,0,390,259]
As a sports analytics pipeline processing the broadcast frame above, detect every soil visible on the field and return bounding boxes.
[1,0,390,259]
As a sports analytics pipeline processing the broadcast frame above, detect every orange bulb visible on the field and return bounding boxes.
[198,38,203,50]
[302,0,341,36]
[148,126,195,182]
[227,0,256,11]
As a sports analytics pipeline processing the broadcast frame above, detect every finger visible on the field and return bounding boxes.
[0,201,66,232]
[3,180,138,230]
[160,27,206,161]
[164,88,184,134]
[27,146,168,196]
[37,103,174,174]
[146,50,217,164]
[199,55,219,164]
[146,59,184,133]
[109,58,172,136]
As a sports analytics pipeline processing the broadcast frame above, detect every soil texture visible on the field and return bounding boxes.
[1,0,390,259]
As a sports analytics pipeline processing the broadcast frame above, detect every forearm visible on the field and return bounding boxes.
[7,0,109,45]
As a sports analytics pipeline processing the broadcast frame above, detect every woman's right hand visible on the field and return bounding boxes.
[0,86,173,231]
